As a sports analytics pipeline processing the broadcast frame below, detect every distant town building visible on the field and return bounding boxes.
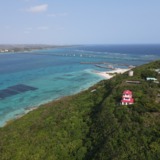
[121,90,134,105]
[128,70,134,77]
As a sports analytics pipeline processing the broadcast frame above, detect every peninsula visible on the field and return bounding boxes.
[0,44,71,53]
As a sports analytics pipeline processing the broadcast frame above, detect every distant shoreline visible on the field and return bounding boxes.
[0,44,73,53]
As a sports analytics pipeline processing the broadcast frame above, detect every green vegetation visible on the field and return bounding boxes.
[0,60,160,160]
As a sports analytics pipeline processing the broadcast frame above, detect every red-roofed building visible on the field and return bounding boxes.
[121,90,134,105]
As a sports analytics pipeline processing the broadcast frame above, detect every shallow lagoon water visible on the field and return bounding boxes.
[0,45,160,126]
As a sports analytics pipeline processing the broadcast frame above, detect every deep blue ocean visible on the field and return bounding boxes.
[0,44,160,126]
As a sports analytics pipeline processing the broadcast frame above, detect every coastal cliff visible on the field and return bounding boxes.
[0,60,160,160]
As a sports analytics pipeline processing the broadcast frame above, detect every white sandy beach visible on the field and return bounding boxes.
[95,68,130,79]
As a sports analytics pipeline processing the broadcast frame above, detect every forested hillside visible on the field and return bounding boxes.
[0,60,160,160]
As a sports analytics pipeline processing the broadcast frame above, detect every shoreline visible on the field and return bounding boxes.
[2,81,99,127]
[2,68,130,127]
[0,45,72,53]
[93,68,130,79]
[4,93,73,127]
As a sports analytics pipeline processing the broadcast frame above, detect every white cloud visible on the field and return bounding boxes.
[47,13,56,17]
[5,26,11,29]
[37,26,49,30]
[26,4,48,13]
[24,31,31,34]
[47,12,68,17]
[26,27,33,30]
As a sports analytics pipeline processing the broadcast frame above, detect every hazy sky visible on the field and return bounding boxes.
[0,0,160,44]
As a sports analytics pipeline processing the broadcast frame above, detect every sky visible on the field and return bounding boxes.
[0,0,160,44]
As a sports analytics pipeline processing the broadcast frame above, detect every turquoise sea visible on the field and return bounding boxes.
[0,44,160,127]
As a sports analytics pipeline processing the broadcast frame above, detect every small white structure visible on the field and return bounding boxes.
[128,70,134,77]
[91,89,96,93]
[146,77,157,81]
[155,69,160,74]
